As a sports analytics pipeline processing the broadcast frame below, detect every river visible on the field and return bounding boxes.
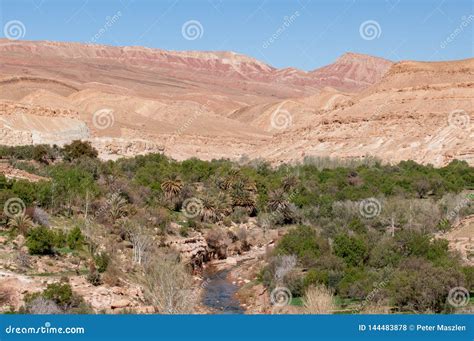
[201,266,244,314]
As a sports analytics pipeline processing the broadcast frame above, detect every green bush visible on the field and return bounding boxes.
[95,252,110,273]
[62,140,98,161]
[42,282,76,307]
[389,258,465,313]
[26,227,56,255]
[275,225,329,266]
[304,268,329,288]
[24,282,90,313]
[67,226,84,250]
[333,234,368,267]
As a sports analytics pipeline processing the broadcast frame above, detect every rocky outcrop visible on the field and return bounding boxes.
[165,235,210,271]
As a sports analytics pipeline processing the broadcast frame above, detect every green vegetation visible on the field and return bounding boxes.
[22,281,91,314]
[1,142,473,314]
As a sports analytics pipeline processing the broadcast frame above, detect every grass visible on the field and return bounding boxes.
[290,296,303,306]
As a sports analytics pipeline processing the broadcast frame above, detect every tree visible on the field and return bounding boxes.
[160,175,183,199]
[390,257,465,313]
[276,226,328,267]
[32,145,49,164]
[108,193,127,223]
[267,189,290,212]
[200,195,219,223]
[128,224,152,265]
[282,174,299,192]
[333,234,368,267]
[62,140,98,161]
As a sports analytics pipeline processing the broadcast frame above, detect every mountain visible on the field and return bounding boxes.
[0,39,471,166]
[256,58,474,165]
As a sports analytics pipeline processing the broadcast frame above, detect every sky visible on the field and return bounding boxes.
[0,0,472,70]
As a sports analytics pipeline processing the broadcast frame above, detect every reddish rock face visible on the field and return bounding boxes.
[0,39,391,95]
[0,39,471,166]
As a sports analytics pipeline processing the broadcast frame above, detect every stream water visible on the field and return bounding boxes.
[202,267,244,314]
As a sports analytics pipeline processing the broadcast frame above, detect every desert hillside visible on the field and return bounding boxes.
[0,39,472,166]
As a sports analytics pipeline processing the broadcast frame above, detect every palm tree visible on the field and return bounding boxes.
[8,214,33,236]
[215,192,232,216]
[161,175,183,199]
[200,195,219,223]
[282,174,298,192]
[221,169,241,190]
[109,194,127,223]
[267,189,290,212]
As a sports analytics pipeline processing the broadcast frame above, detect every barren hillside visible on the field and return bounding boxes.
[0,39,472,166]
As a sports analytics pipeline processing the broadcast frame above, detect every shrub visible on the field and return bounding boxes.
[333,234,368,267]
[62,140,98,161]
[389,258,465,313]
[304,269,329,288]
[42,282,76,308]
[27,297,62,314]
[275,226,329,267]
[67,226,84,250]
[24,282,89,313]
[303,285,336,314]
[87,270,102,286]
[26,226,56,255]
[94,252,110,273]
[142,257,195,314]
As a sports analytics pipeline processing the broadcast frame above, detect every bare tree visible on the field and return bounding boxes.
[129,225,152,265]
[142,258,195,314]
